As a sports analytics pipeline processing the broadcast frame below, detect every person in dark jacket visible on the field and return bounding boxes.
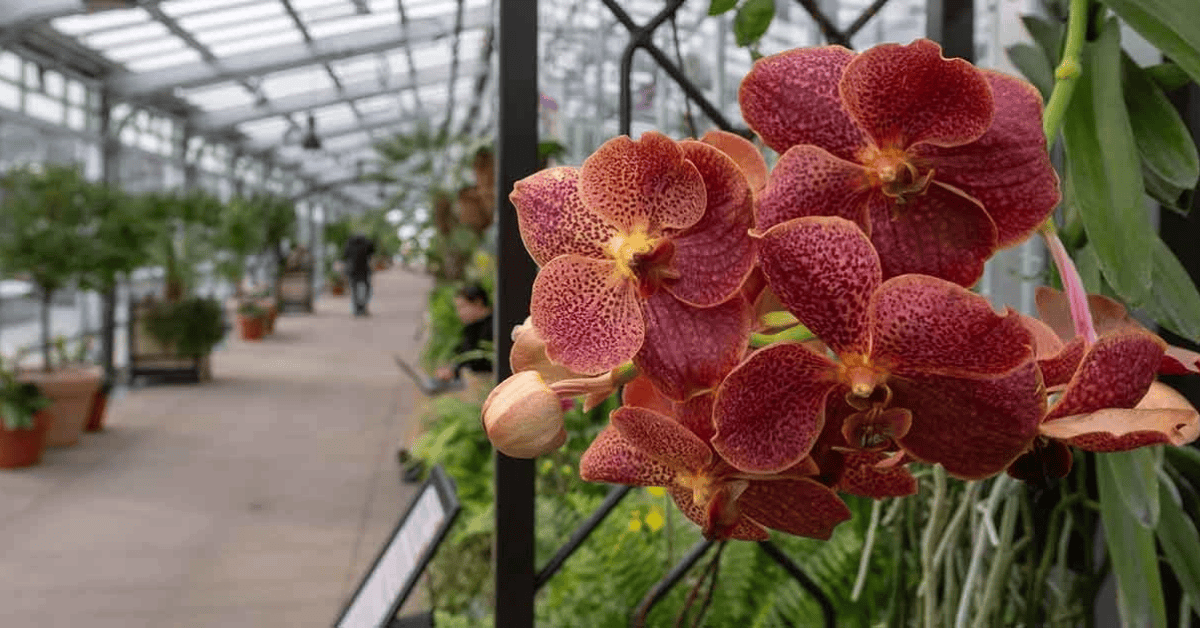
[343,233,376,316]
[435,283,493,381]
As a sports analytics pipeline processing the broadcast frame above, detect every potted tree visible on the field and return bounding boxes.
[140,295,225,380]
[0,164,103,447]
[77,180,155,429]
[0,355,52,468]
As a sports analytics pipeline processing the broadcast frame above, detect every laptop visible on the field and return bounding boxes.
[393,355,465,396]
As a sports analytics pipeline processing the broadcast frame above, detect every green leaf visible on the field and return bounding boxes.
[1106,447,1163,528]
[709,0,739,15]
[1122,54,1200,192]
[1006,43,1055,99]
[1061,20,1154,305]
[1100,0,1200,86]
[1075,243,1104,293]
[1098,452,1168,628]
[1157,477,1200,617]
[733,0,775,47]
[1140,237,1200,343]
[1143,167,1194,215]
[1165,445,1200,486]
[1021,15,1064,67]
[1146,62,1194,92]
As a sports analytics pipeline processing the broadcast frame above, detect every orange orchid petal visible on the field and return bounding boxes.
[1045,330,1166,421]
[756,144,873,233]
[839,39,993,149]
[870,275,1034,377]
[738,478,852,540]
[635,291,751,402]
[913,71,1060,247]
[738,46,867,160]
[700,129,768,195]
[712,343,837,474]
[580,425,676,486]
[622,375,674,416]
[610,406,713,474]
[1040,382,1199,450]
[865,182,997,286]
[530,255,643,375]
[757,216,879,356]
[836,451,919,498]
[578,131,706,234]
[666,486,769,541]
[894,363,1046,480]
[672,393,717,443]
[667,140,757,307]
[511,167,620,266]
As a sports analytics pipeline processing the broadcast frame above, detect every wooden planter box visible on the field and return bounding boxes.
[276,267,314,313]
[127,302,213,384]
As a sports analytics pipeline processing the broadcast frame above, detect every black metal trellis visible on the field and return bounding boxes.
[493,1,976,626]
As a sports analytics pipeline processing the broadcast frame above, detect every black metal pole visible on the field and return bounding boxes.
[630,539,715,627]
[926,0,974,61]
[758,540,837,628]
[534,484,632,590]
[494,1,540,627]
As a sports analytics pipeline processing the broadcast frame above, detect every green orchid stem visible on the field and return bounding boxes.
[750,324,814,348]
[1041,0,1091,147]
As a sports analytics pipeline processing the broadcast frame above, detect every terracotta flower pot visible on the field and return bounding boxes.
[0,411,48,469]
[330,281,346,296]
[17,366,103,448]
[258,301,277,334]
[84,384,111,432]
[238,314,265,341]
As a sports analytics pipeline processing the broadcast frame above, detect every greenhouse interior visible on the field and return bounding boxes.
[0,0,1198,626]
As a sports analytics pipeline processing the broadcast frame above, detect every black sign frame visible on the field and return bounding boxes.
[333,464,460,628]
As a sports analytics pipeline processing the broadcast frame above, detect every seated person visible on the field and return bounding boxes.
[435,283,494,382]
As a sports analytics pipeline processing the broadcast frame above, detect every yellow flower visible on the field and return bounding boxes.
[645,506,665,532]
[628,519,643,532]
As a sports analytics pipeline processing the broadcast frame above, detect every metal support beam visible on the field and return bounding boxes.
[494,0,539,626]
[196,60,478,130]
[109,5,491,96]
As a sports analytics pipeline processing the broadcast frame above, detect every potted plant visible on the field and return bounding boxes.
[0,164,103,447]
[140,295,226,380]
[0,355,52,468]
[48,335,110,433]
[326,265,347,295]
[236,301,267,341]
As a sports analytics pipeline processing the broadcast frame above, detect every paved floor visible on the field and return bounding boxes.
[0,269,436,627]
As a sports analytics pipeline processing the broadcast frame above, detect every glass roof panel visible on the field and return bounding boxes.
[207,28,305,57]
[52,7,152,36]
[104,36,191,63]
[178,2,286,31]
[181,83,258,110]
[125,49,205,73]
[306,11,400,39]
[312,102,358,128]
[238,117,291,143]
[82,20,171,49]
[162,0,270,19]
[258,65,337,100]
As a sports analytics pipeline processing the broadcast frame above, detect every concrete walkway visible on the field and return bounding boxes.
[0,269,436,627]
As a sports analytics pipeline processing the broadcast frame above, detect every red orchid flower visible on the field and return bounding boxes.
[1006,289,1200,481]
[511,132,756,398]
[580,389,850,541]
[740,39,1060,287]
[711,216,1045,479]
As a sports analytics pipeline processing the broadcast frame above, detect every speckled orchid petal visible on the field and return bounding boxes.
[1163,346,1200,375]
[611,406,713,473]
[839,39,993,149]
[1039,339,1087,389]
[912,72,1060,246]
[870,275,1034,377]
[530,255,643,375]
[667,487,769,541]
[511,167,621,266]
[837,451,919,498]
[1045,330,1166,421]
[1040,382,1199,450]
[666,140,757,306]
[893,363,1046,479]
[738,479,852,540]
[865,182,997,286]
[635,291,751,402]
[738,46,867,160]
[758,216,879,356]
[673,393,717,443]
[578,132,707,234]
[756,145,873,232]
[622,375,674,416]
[580,425,676,486]
[700,130,768,194]
[712,343,838,473]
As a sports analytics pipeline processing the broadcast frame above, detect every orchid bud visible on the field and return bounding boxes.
[510,317,582,383]
[482,371,568,458]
